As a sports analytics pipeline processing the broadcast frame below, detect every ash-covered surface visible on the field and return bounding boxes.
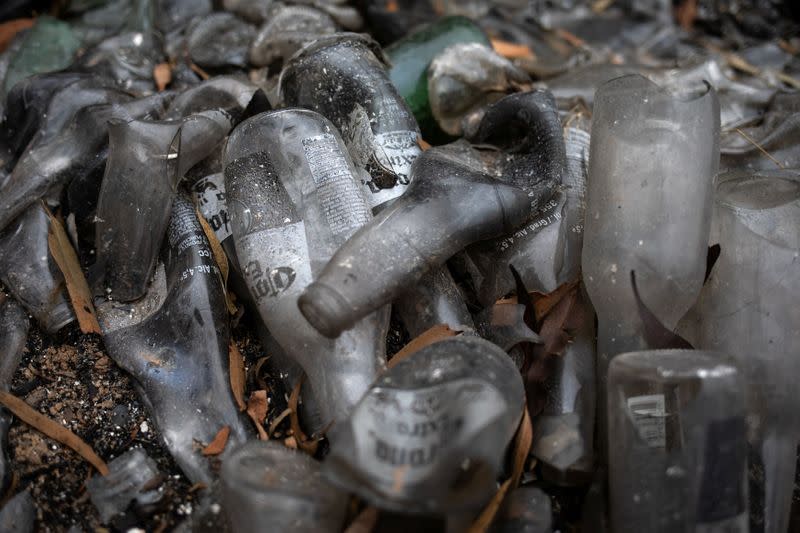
[5,317,289,531]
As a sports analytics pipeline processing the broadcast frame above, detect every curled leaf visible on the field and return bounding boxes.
[388,324,461,369]
[228,341,246,411]
[201,426,230,456]
[289,375,320,455]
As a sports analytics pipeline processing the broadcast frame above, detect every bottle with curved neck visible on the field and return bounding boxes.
[581,75,720,451]
[298,145,533,339]
[678,169,800,533]
[97,195,249,485]
[224,108,388,427]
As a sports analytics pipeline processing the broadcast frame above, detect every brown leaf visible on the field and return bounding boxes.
[676,0,697,31]
[268,407,292,437]
[153,62,172,92]
[289,375,320,455]
[467,406,532,533]
[228,341,246,411]
[630,271,693,350]
[417,138,431,151]
[531,278,581,325]
[0,390,108,475]
[189,62,210,80]
[491,39,535,60]
[389,324,461,369]
[537,288,578,357]
[201,426,230,456]
[385,0,398,12]
[195,207,237,314]
[246,390,269,440]
[0,18,33,53]
[44,205,101,334]
[345,506,379,533]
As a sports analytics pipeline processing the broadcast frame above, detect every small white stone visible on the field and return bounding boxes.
[140,421,149,434]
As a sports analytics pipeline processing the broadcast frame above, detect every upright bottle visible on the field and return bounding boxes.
[581,75,719,450]
[608,350,748,532]
[224,109,388,427]
[679,169,800,533]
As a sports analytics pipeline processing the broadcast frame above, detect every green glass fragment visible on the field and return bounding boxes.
[3,16,81,96]
[386,16,490,143]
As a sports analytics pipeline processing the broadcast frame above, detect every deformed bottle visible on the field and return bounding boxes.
[324,335,525,514]
[97,194,249,485]
[279,33,422,209]
[92,110,233,302]
[678,169,800,533]
[0,203,75,333]
[607,350,748,532]
[221,440,349,533]
[224,108,388,427]
[462,89,569,305]
[0,91,175,233]
[298,144,534,339]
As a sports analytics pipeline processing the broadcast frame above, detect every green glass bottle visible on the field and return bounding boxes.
[386,15,490,143]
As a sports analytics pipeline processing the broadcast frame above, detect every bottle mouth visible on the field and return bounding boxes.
[297,282,351,339]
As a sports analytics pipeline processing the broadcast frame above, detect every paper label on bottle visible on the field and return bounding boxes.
[302,134,371,240]
[373,131,421,185]
[349,379,506,489]
[626,394,666,448]
[192,173,231,243]
[238,222,311,310]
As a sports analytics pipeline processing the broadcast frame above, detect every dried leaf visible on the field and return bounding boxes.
[345,506,379,533]
[196,207,237,314]
[201,426,230,456]
[189,62,210,80]
[0,18,33,53]
[389,324,461,369]
[44,205,101,334]
[676,0,697,30]
[246,390,269,440]
[531,278,581,325]
[630,271,693,350]
[491,39,535,60]
[289,375,320,455]
[418,138,431,151]
[153,62,172,92]
[228,341,246,411]
[385,0,398,12]
[554,28,586,48]
[537,288,578,356]
[591,0,613,12]
[467,406,532,533]
[0,390,108,475]
[268,408,292,437]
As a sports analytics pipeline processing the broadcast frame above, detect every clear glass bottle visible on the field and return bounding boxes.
[221,440,348,533]
[582,75,720,449]
[224,108,388,426]
[608,349,748,532]
[678,169,800,533]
